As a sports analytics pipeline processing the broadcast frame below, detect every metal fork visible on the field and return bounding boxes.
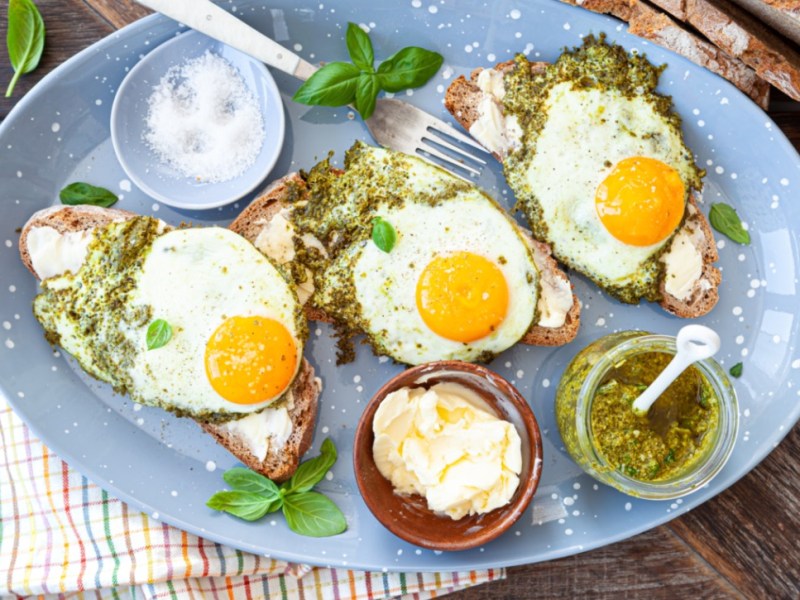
[136,0,490,178]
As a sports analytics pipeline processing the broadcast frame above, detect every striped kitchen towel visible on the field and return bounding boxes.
[0,396,504,599]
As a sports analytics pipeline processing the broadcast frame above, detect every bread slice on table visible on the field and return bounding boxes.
[646,0,800,101]
[728,0,800,46]
[444,58,721,318]
[19,204,320,482]
[231,173,581,347]
[557,0,771,108]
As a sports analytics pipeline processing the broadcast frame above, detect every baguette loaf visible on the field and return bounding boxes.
[559,0,771,108]
[444,57,721,317]
[19,205,319,482]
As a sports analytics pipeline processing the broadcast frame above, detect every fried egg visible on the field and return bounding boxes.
[294,143,540,365]
[501,36,703,302]
[34,217,306,419]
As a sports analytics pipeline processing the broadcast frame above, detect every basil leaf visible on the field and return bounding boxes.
[355,73,379,120]
[709,203,750,245]
[729,362,743,378]
[377,47,443,93]
[5,0,45,98]
[146,319,172,350]
[206,490,279,521]
[371,217,397,253]
[346,22,374,72]
[59,182,119,208]
[286,438,337,495]
[282,491,347,537]
[292,62,361,107]
[223,467,281,500]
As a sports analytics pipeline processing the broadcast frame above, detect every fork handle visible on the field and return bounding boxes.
[136,0,319,80]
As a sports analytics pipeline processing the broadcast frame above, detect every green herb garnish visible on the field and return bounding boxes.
[207,438,346,537]
[146,319,172,350]
[292,22,443,119]
[59,182,118,208]
[371,216,397,253]
[729,362,743,378]
[5,0,45,98]
[709,203,750,245]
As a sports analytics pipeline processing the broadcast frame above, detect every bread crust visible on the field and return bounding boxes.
[445,57,721,318]
[200,358,320,482]
[19,203,320,482]
[19,205,136,279]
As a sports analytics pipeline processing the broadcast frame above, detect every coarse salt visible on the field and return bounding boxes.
[144,51,265,183]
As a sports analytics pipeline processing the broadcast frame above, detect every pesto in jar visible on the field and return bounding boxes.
[590,352,719,481]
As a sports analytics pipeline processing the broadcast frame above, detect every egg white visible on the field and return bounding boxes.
[126,227,304,416]
[35,224,304,418]
[521,83,697,290]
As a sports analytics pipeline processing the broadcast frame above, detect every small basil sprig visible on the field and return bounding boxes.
[60,182,119,208]
[207,438,346,537]
[709,203,750,245]
[146,319,172,350]
[5,0,45,98]
[371,217,396,253]
[293,23,443,119]
[729,362,743,378]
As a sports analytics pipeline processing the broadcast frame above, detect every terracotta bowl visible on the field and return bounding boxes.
[353,360,543,551]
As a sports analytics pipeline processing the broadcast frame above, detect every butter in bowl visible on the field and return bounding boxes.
[353,360,543,551]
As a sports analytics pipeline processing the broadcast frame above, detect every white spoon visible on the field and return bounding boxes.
[631,325,721,417]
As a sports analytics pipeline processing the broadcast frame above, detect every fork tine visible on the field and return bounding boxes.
[422,132,489,166]
[417,144,483,178]
[365,98,490,178]
[418,111,489,153]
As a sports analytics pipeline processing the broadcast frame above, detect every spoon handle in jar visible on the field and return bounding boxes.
[631,325,721,416]
[136,0,319,81]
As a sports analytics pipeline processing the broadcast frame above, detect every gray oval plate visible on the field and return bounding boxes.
[1,0,799,572]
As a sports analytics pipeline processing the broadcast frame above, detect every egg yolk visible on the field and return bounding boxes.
[416,251,509,343]
[205,316,297,405]
[595,156,686,247]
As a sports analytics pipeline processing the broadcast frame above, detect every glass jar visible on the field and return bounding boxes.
[555,330,738,500]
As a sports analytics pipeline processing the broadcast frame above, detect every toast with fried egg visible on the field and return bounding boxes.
[19,205,319,482]
[231,168,581,350]
[444,38,721,318]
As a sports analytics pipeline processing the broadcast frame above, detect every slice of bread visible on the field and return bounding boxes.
[201,358,320,482]
[558,0,771,107]
[19,204,320,482]
[444,58,721,318]
[231,172,581,347]
[728,0,800,46]
[648,0,800,100]
[659,196,721,317]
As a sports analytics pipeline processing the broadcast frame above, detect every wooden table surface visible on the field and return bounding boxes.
[2,1,798,598]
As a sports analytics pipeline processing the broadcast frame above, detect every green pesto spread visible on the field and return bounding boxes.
[500,34,704,304]
[33,217,162,396]
[589,351,719,481]
[287,141,513,365]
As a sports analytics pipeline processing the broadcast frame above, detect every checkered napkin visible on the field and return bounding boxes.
[0,397,504,599]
